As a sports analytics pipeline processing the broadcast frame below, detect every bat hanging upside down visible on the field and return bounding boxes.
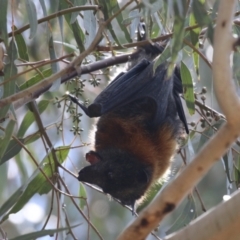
[69,31,189,209]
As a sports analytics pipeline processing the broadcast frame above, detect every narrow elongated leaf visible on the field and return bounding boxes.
[0,120,16,164]
[58,15,64,42]
[0,40,18,119]
[170,0,187,72]
[72,22,85,52]
[70,0,86,24]
[19,68,52,90]
[14,27,29,61]
[189,14,200,74]
[180,61,195,115]
[39,0,47,16]
[59,0,85,52]
[98,0,122,46]
[153,43,171,72]
[109,0,131,43]
[84,10,97,48]
[25,0,38,39]
[0,1,8,47]
[79,183,87,209]
[192,0,210,27]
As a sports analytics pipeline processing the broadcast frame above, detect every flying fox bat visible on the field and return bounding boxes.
[69,28,189,209]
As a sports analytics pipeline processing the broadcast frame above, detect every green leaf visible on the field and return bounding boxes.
[189,13,200,74]
[98,0,122,46]
[7,146,70,216]
[17,100,50,138]
[109,0,131,43]
[0,40,18,119]
[192,0,210,27]
[0,120,16,165]
[79,183,87,209]
[171,0,187,67]
[25,0,38,39]
[59,0,85,52]
[0,1,8,47]
[180,61,195,115]
[0,138,24,164]
[54,41,79,52]
[39,0,47,16]
[14,26,29,61]
[71,22,85,52]
[19,68,52,90]
[84,10,97,48]
[70,0,87,24]
[153,43,171,72]
[9,224,81,240]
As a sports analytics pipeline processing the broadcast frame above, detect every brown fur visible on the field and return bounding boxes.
[95,113,177,184]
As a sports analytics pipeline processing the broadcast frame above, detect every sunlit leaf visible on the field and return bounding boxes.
[192,0,210,27]
[79,183,87,209]
[180,61,195,115]
[170,0,187,72]
[189,13,200,74]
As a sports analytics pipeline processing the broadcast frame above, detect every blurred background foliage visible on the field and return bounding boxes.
[0,0,240,239]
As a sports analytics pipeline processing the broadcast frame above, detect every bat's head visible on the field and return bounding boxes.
[78,149,152,207]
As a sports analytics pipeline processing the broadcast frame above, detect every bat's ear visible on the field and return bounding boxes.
[85,151,101,164]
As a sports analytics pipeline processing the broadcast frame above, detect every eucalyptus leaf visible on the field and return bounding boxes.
[25,0,38,39]
[0,120,16,165]
[180,61,195,115]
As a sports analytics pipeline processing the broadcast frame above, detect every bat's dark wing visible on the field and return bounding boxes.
[70,59,189,133]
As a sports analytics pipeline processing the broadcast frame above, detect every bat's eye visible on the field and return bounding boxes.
[107,171,114,179]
